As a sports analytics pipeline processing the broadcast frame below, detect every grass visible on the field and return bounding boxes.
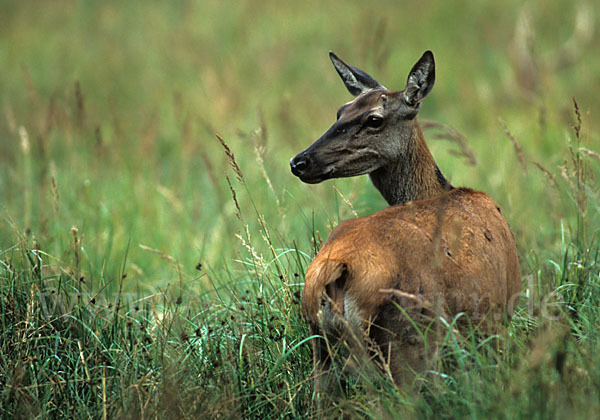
[1,0,600,418]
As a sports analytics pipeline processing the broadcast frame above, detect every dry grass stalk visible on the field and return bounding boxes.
[72,227,80,280]
[51,174,60,215]
[379,288,433,309]
[20,63,39,105]
[253,141,280,208]
[19,126,30,155]
[225,175,242,222]
[379,288,454,335]
[421,119,477,166]
[3,100,17,134]
[216,133,244,182]
[156,184,183,213]
[77,340,92,382]
[532,161,560,191]
[558,164,578,198]
[579,148,600,163]
[140,108,159,157]
[19,126,32,232]
[257,107,268,148]
[235,228,265,271]
[74,80,86,128]
[195,118,225,210]
[499,117,527,173]
[312,230,323,254]
[43,94,56,135]
[572,97,582,140]
[257,213,278,267]
[332,185,358,218]
[102,367,108,420]
[94,125,104,153]
[566,98,588,218]
[138,244,183,281]
[200,146,221,196]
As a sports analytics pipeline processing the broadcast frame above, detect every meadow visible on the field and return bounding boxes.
[1,1,600,418]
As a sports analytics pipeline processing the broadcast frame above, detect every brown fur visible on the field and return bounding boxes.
[303,188,520,390]
[291,51,521,393]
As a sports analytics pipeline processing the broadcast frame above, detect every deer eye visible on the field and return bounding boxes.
[365,115,384,128]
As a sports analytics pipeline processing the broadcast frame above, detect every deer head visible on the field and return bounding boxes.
[290,51,436,199]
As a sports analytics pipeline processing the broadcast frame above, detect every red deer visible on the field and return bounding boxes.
[290,51,521,393]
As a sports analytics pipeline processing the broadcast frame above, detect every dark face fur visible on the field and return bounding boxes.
[290,50,435,184]
[290,90,419,183]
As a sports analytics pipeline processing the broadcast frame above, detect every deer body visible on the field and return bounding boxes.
[290,51,521,391]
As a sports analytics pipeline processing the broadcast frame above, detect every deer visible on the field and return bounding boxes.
[290,51,521,394]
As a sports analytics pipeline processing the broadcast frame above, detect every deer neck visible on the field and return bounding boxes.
[369,121,453,206]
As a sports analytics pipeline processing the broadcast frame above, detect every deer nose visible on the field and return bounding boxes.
[290,154,311,176]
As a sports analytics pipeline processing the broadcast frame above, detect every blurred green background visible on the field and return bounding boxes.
[1,0,598,288]
[2,1,600,418]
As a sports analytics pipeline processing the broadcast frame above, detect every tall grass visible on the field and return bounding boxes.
[1,1,600,418]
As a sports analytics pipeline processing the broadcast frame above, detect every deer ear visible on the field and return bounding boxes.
[404,50,435,106]
[329,51,385,97]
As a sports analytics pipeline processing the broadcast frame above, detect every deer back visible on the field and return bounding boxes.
[303,188,520,332]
